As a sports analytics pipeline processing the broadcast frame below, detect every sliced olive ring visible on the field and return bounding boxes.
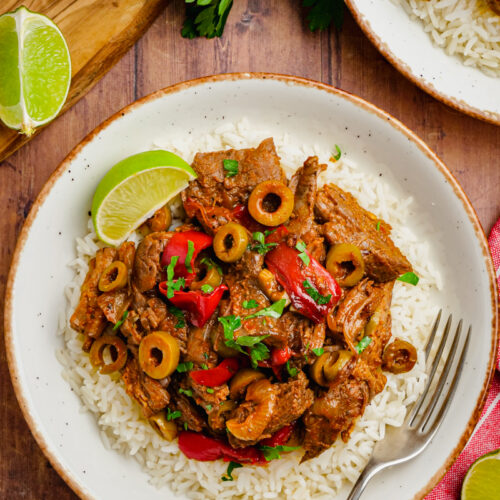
[326,243,365,287]
[89,334,128,374]
[139,205,172,235]
[248,180,294,226]
[310,350,353,387]
[229,368,266,399]
[138,331,180,379]
[190,263,223,291]
[98,261,128,292]
[149,411,178,441]
[213,222,249,263]
[382,339,417,374]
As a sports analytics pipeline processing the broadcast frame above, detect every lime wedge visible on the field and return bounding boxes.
[92,150,196,246]
[0,6,71,135]
[461,448,500,500]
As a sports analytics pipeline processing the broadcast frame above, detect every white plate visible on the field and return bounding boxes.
[347,0,500,125]
[4,74,498,500]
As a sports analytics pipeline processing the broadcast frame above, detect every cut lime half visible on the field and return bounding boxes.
[92,150,196,246]
[0,6,71,135]
[461,448,500,500]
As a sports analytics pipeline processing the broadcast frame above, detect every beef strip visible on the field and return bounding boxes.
[302,281,394,460]
[97,290,130,324]
[278,311,325,356]
[189,378,229,410]
[183,138,285,233]
[315,183,412,282]
[70,247,117,343]
[133,231,171,292]
[287,156,326,263]
[121,357,170,418]
[185,315,218,367]
[170,391,206,432]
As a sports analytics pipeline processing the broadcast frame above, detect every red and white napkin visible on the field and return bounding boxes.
[426,218,500,499]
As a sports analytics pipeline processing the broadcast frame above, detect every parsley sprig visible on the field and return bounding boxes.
[166,408,182,421]
[223,159,239,177]
[182,0,234,39]
[221,461,243,481]
[165,256,186,298]
[303,0,345,31]
[259,444,300,461]
[168,304,186,328]
[295,240,310,266]
[303,279,332,305]
[250,232,278,255]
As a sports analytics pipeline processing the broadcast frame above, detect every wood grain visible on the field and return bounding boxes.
[0,1,499,498]
[0,0,168,162]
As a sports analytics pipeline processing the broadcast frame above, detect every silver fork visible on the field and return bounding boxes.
[347,310,471,500]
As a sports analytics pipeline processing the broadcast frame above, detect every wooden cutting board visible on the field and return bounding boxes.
[0,0,168,162]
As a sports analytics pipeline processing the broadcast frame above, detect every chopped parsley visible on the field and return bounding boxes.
[376,220,381,232]
[184,422,188,431]
[397,272,419,286]
[312,347,324,356]
[166,408,181,421]
[218,314,242,340]
[242,299,259,309]
[178,388,193,397]
[223,159,239,177]
[332,143,342,161]
[221,461,242,481]
[295,240,310,266]
[201,284,214,294]
[259,445,300,461]
[185,240,195,273]
[303,279,332,305]
[168,304,186,328]
[200,256,223,275]
[355,336,372,354]
[176,362,194,373]
[165,256,186,298]
[245,299,287,320]
[206,404,213,411]
[249,231,278,255]
[201,363,209,370]
[206,388,214,394]
[203,352,209,359]
[113,310,128,330]
[286,360,298,377]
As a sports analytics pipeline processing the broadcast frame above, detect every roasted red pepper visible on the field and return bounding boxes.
[259,423,295,447]
[190,358,239,387]
[265,242,341,323]
[232,205,268,233]
[159,283,228,327]
[160,230,213,284]
[264,225,289,244]
[178,431,266,464]
[270,346,292,366]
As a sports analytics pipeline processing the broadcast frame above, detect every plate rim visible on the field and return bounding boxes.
[4,72,499,500]
[345,0,500,126]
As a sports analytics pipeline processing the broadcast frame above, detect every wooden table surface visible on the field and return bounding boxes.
[0,1,498,498]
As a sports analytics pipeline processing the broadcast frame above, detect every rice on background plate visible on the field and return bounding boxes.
[394,0,500,78]
[56,119,442,499]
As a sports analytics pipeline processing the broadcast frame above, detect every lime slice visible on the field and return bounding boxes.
[0,6,71,135]
[461,448,500,500]
[92,150,196,246]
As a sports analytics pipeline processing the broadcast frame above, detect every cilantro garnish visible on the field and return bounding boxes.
[185,240,195,273]
[295,240,310,266]
[355,336,372,354]
[182,0,234,39]
[304,0,344,31]
[221,461,243,481]
[200,256,223,275]
[178,388,193,397]
[259,445,300,462]
[184,422,188,431]
[242,299,259,309]
[176,362,194,373]
[303,279,332,305]
[168,304,186,328]
[397,272,419,286]
[165,256,186,298]
[206,388,214,394]
[201,363,209,370]
[312,347,324,356]
[166,408,181,421]
[201,284,214,294]
[286,360,298,377]
[113,310,128,330]
[376,221,381,232]
[223,159,239,177]
[218,315,242,340]
[250,232,278,255]
[245,299,286,320]
[332,143,342,161]
[206,404,213,411]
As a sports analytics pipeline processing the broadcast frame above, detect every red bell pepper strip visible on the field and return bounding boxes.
[232,205,268,233]
[265,242,341,323]
[160,230,213,284]
[190,358,239,387]
[159,283,228,327]
[270,346,292,366]
[264,225,289,244]
[178,431,266,464]
[259,423,295,448]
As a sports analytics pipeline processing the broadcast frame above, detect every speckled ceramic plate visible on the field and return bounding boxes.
[4,74,498,500]
[346,0,500,125]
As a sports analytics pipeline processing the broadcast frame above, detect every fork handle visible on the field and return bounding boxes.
[346,460,385,500]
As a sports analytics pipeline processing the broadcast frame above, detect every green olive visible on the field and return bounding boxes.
[89,334,128,374]
[138,331,180,379]
[248,180,294,226]
[190,264,222,291]
[149,411,178,441]
[382,339,417,374]
[310,350,352,387]
[326,243,365,287]
[139,205,172,236]
[98,261,128,292]
[213,222,249,263]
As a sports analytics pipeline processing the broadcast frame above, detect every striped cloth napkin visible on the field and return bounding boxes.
[426,219,500,499]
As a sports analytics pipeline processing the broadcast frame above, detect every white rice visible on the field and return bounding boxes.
[57,120,442,499]
[394,0,500,77]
